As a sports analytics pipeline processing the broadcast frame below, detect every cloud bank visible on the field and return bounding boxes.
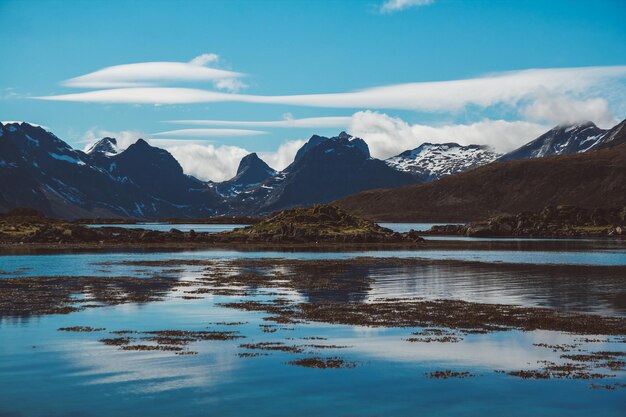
[349,111,549,157]
[82,110,557,182]
[165,116,352,128]
[39,66,626,125]
[166,139,306,182]
[153,128,267,137]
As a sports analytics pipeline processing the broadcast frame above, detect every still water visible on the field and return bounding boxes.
[85,222,440,233]
[86,223,250,233]
[1,243,625,416]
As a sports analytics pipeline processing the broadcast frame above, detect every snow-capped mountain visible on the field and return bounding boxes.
[594,119,626,150]
[499,122,607,161]
[0,122,223,218]
[86,137,119,156]
[386,143,501,182]
[0,125,419,218]
[4,119,625,219]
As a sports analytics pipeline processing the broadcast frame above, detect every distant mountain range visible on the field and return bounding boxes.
[1,118,624,219]
[336,119,626,222]
[0,126,415,218]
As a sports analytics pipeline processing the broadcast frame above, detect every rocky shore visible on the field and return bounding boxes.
[223,205,423,243]
[0,205,422,248]
[427,205,626,238]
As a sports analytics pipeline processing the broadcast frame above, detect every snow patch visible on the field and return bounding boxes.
[49,152,86,165]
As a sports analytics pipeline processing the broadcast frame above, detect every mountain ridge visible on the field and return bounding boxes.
[334,120,626,222]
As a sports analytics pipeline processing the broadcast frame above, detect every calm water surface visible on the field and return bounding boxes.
[87,223,250,233]
[1,242,625,416]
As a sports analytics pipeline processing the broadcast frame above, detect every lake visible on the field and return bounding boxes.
[1,241,625,416]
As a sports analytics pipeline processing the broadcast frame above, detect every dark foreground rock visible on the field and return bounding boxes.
[427,205,626,237]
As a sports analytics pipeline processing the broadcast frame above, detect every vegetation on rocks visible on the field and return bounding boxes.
[0,205,422,246]
[225,205,421,243]
[428,205,626,237]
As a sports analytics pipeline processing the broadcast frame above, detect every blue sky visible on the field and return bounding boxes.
[1,0,625,180]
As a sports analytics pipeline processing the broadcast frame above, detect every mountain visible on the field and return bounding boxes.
[499,122,606,161]
[0,125,421,218]
[334,139,626,222]
[86,137,118,156]
[215,153,276,197]
[594,119,626,150]
[104,138,216,205]
[228,132,418,214]
[0,122,222,218]
[386,143,501,182]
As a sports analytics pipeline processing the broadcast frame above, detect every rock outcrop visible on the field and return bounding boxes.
[428,205,626,237]
[224,205,421,243]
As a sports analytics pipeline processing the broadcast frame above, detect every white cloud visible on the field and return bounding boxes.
[521,96,617,127]
[259,139,306,170]
[380,0,434,14]
[38,66,626,121]
[62,54,244,89]
[153,128,267,137]
[189,53,219,66]
[165,139,304,181]
[166,143,250,181]
[80,126,303,181]
[164,116,352,128]
[213,77,248,93]
[348,111,549,157]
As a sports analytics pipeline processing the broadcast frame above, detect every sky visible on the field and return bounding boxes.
[1,0,625,181]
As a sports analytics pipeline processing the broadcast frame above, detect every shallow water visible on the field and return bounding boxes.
[87,223,250,233]
[1,250,626,315]
[380,223,458,232]
[1,248,625,416]
[1,273,624,417]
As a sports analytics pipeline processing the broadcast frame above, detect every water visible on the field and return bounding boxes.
[87,222,442,233]
[86,223,249,233]
[380,223,458,232]
[1,246,625,416]
[3,248,626,279]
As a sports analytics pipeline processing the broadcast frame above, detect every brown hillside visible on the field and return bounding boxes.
[334,143,626,222]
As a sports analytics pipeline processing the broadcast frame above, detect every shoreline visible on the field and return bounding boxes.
[2,236,625,255]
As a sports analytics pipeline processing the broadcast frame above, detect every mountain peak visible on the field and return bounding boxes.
[231,152,275,185]
[133,138,150,147]
[87,137,118,156]
[294,134,331,162]
[499,121,606,161]
[337,131,352,140]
